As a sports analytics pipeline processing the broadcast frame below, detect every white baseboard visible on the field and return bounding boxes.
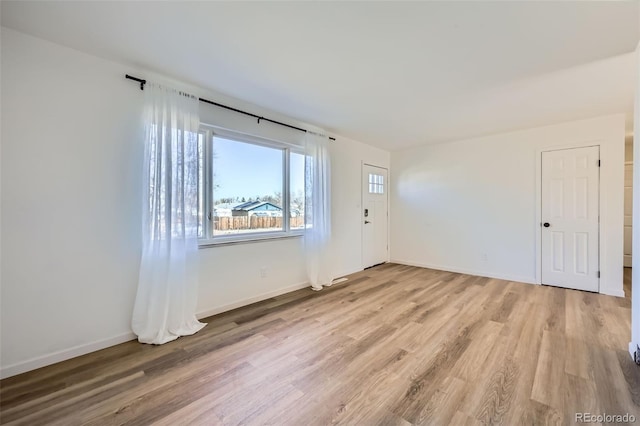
[196,280,310,320]
[334,267,365,280]
[392,259,628,298]
[1,281,314,380]
[0,332,136,379]
[390,259,538,285]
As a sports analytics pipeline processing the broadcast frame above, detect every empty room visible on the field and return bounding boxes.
[1,1,639,425]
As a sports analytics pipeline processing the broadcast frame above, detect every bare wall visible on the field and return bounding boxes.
[631,41,640,359]
[391,114,626,296]
[0,27,389,377]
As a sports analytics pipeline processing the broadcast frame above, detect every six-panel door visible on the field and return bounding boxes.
[541,146,600,292]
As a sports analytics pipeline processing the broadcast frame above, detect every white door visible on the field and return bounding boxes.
[624,163,633,267]
[541,146,599,292]
[362,164,388,269]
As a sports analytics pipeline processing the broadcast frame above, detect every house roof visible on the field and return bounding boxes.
[232,201,281,212]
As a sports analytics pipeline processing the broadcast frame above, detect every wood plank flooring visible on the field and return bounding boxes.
[1,264,638,425]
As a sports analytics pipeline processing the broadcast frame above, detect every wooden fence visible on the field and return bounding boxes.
[214,216,304,231]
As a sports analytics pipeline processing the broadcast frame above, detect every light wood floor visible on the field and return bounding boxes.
[1,264,638,425]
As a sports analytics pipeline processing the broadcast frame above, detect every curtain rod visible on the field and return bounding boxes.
[125,74,336,141]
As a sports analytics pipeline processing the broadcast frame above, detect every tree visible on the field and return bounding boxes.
[261,191,282,207]
[218,197,234,205]
[291,189,305,214]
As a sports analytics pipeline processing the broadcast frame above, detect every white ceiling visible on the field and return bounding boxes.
[1,1,638,151]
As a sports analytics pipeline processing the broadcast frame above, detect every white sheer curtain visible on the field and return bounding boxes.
[304,129,334,290]
[132,83,206,344]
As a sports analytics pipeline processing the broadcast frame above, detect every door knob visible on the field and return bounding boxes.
[365,220,371,224]
[543,222,550,228]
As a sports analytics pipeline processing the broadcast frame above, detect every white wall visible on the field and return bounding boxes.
[1,28,143,378]
[330,136,390,277]
[0,28,389,378]
[391,114,626,296]
[631,41,640,359]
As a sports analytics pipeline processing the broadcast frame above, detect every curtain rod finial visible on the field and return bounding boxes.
[125,74,146,90]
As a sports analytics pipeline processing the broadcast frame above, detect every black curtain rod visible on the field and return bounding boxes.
[125,74,335,141]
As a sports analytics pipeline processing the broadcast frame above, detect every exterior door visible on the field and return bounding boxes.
[541,146,599,292]
[362,164,388,269]
[624,162,633,267]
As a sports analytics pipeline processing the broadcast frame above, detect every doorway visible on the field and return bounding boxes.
[541,146,600,292]
[625,161,633,267]
[362,164,389,269]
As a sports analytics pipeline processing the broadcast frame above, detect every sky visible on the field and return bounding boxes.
[213,136,304,203]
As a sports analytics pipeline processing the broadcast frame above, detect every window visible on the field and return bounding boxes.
[290,152,306,230]
[198,128,305,244]
[369,173,384,194]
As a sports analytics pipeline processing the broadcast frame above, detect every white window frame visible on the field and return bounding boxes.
[198,125,305,247]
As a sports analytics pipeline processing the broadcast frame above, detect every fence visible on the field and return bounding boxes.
[214,216,304,231]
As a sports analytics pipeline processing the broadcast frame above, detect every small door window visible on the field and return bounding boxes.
[368,173,384,194]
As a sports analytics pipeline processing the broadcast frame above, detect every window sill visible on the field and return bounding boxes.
[198,231,304,248]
